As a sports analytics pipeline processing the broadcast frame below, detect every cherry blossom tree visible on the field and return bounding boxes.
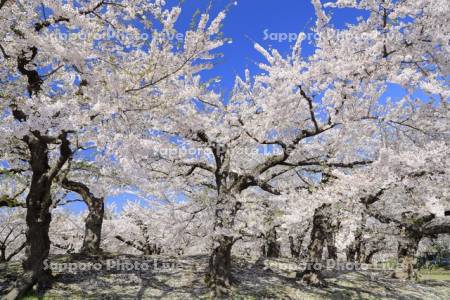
[0,209,27,262]
[0,0,227,297]
[311,141,449,281]
[114,0,448,294]
[0,0,448,297]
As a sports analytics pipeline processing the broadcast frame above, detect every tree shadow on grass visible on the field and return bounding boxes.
[2,255,449,299]
[51,254,212,299]
[232,258,450,300]
[303,270,449,300]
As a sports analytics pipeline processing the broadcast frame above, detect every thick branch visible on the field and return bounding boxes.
[181,162,215,175]
[48,132,72,181]
[0,43,9,59]
[251,124,338,177]
[0,195,26,208]
[115,235,146,253]
[61,178,100,208]
[423,218,450,236]
[298,85,319,132]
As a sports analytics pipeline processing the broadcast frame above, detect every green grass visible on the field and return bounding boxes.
[419,267,450,281]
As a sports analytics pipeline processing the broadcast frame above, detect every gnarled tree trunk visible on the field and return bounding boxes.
[7,137,56,299]
[297,204,328,286]
[360,236,385,264]
[61,179,104,255]
[297,203,339,286]
[207,235,234,294]
[81,199,104,254]
[206,191,241,297]
[19,139,53,299]
[6,132,72,300]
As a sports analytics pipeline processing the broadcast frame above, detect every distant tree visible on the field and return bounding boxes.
[0,209,26,262]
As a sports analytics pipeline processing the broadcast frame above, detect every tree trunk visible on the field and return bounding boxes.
[23,205,52,285]
[361,237,385,264]
[61,179,104,255]
[0,246,6,262]
[391,232,420,280]
[206,191,241,296]
[81,200,104,254]
[262,226,280,258]
[364,249,379,264]
[290,221,311,259]
[289,236,300,258]
[297,204,329,286]
[347,212,366,262]
[326,233,338,260]
[207,235,234,296]
[6,133,71,300]
[6,139,53,300]
[346,243,356,262]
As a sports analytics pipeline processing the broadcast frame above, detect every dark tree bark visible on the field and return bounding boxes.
[5,133,72,300]
[20,138,53,294]
[297,203,340,286]
[348,236,384,264]
[326,236,338,260]
[61,179,104,254]
[81,200,104,254]
[391,231,421,280]
[297,204,327,285]
[347,212,367,262]
[207,235,234,295]
[0,246,5,262]
[364,247,381,264]
[290,221,311,259]
[115,235,162,255]
[289,236,299,258]
[206,190,241,297]
[261,225,281,258]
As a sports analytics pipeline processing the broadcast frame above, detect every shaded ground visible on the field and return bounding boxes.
[1,255,449,299]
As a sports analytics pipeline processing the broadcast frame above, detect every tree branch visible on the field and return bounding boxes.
[6,241,26,261]
[298,85,319,132]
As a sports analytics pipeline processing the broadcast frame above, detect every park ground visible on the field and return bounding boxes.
[1,254,449,299]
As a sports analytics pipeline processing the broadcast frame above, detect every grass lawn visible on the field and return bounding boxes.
[419,266,450,281]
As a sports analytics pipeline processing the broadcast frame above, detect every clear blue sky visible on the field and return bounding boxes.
[174,0,370,94]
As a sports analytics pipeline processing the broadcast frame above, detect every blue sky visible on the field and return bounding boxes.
[174,0,370,94]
